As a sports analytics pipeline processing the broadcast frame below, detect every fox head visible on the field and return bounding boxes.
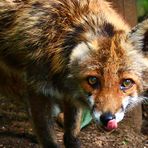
[67,19,148,130]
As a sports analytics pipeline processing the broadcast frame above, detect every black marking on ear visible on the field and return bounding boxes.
[103,23,115,37]
[143,31,148,52]
[62,25,84,62]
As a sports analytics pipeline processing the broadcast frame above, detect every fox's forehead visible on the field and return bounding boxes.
[71,33,130,73]
[96,37,130,69]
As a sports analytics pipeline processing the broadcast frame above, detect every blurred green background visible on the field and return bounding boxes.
[137,0,148,21]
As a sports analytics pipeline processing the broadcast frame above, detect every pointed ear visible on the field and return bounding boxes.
[128,19,148,55]
[128,19,148,93]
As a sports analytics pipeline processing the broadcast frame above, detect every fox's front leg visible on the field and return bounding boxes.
[63,101,82,148]
[27,93,59,148]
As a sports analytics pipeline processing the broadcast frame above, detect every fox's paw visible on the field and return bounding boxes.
[64,133,81,148]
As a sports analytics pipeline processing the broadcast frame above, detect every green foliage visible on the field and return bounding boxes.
[81,109,92,129]
[137,0,148,20]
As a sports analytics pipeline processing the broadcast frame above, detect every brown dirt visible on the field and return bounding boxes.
[0,97,148,148]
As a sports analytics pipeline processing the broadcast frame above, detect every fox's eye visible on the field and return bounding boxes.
[120,79,134,91]
[87,76,98,86]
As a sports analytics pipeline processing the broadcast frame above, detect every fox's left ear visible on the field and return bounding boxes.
[128,19,148,55]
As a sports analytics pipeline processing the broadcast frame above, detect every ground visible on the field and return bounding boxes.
[0,97,148,148]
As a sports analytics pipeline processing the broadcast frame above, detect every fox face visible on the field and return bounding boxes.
[68,19,148,130]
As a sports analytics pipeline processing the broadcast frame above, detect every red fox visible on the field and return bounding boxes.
[0,0,147,147]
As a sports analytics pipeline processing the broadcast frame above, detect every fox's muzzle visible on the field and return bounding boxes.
[100,112,118,130]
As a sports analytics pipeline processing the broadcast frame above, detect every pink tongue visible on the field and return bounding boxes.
[106,119,118,130]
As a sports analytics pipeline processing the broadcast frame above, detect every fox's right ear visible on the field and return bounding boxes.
[128,19,148,56]
[128,19,148,93]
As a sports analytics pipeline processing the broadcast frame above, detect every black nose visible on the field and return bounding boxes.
[100,112,115,126]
